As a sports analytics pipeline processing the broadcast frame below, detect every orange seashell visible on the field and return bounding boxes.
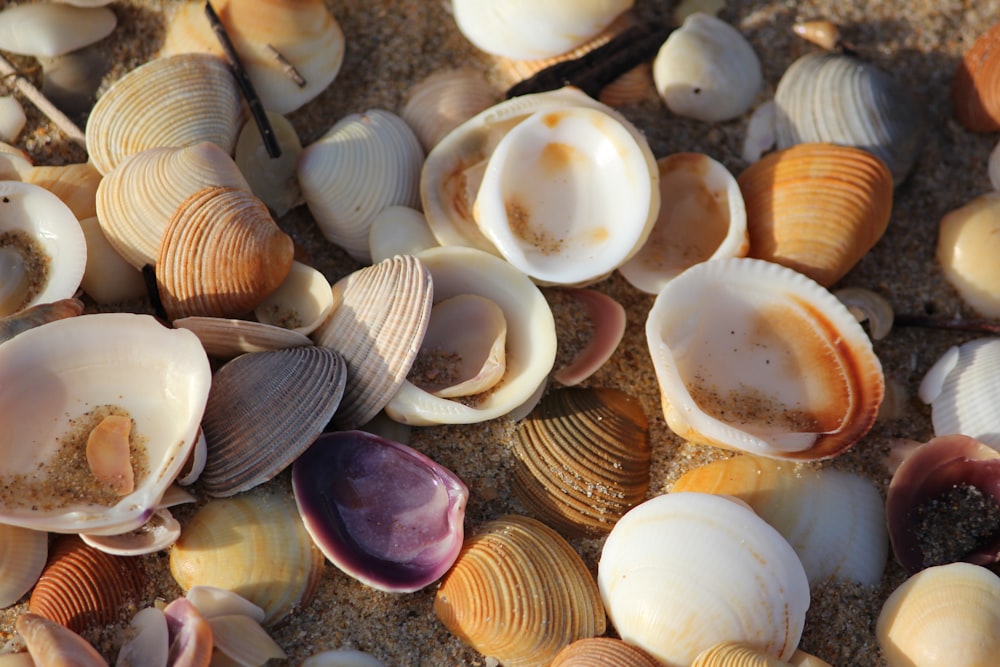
[551,637,661,667]
[952,22,1000,132]
[737,142,893,287]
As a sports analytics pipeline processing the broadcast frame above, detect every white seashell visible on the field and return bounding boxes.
[0,143,32,181]
[0,97,25,142]
[919,338,1000,449]
[0,3,115,58]
[208,614,287,665]
[21,162,101,224]
[598,492,810,666]
[742,100,777,163]
[368,206,439,263]
[79,508,181,556]
[78,216,147,306]
[254,261,335,335]
[115,607,168,667]
[235,112,303,218]
[0,524,47,607]
[834,287,894,340]
[299,109,424,263]
[652,13,763,123]
[302,650,387,667]
[401,68,499,152]
[472,105,658,285]
[186,586,266,623]
[936,193,1000,318]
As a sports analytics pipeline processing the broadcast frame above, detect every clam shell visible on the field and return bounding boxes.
[156,186,295,320]
[400,68,499,152]
[86,53,244,175]
[434,514,606,667]
[550,637,661,667]
[15,613,107,667]
[200,346,348,497]
[936,193,1000,318]
[0,3,115,58]
[253,261,335,335]
[645,257,884,461]
[169,484,326,626]
[311,255,433,430]
[0,524,47,607]
[173,316,312,360]
[952,21,1000,132]
[774,52,925,185]
[919,338,1000,449]
[234,112,303,217]
[597,492,810,666]
[78,216,147,305]
[368,206,438,263]
[512,387,650,537]
[737,142,894,287]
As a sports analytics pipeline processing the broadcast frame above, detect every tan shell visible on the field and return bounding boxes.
[22,161,101,221]
[253,260,335,335]
[738,142,893,287]
[550,637,661,667]
[173,316,312,359]
[78,216,147,305]
[434,515,606,667]
[169,484,326,626]
[936,193,1000,318]
[400,68,500,152]
[691,642,795,667]
[86,53,244,175]
[156,186,295,320]
[311,255,433,429]
[953,21,1000,132]
[513,387,650,537]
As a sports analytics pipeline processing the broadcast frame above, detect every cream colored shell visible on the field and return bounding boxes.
[936,193,1000,318]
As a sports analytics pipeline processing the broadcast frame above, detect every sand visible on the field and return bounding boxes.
[1,0,999,665]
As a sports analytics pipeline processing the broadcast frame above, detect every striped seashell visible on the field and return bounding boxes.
[401,68,499,152]
[551,637,661,667]
[919,338,1000,450]
[173,316,312,360]
[22,161,102,222]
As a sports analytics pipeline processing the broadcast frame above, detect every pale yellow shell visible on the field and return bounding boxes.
[936,192,1000,318]
[22,161,101,221]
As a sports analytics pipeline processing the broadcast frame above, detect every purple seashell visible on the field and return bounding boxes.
[292,430,469,593]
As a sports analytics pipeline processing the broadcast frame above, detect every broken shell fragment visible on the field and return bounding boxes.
[936,193,1000,318]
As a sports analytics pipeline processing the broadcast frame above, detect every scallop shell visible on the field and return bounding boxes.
[86,53,244,175]
[234,112,303,218]
[15,613,107,667]
[512,387,650,537]
[299,109,424,263]
[434,514,606,667]
[774,52,925,185]
[597,492,810,666]
[936,193,1000,318]
[253,261,334,335]
[737,142,894,287]
[0,3,116,58]
[400,68,500,152]
[876,562,1000,667]
[0,524,47,607]
[156,186,295,320]
[645,257,884,461]
[199,346,347,497]
[952,21,1000,132]
[550,637,661,667]
[169,484,326,626]
[919,338,1000,449]
[173,316,312,360]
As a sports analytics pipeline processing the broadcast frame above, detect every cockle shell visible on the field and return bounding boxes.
[737,142,894,287]
[86,53,244,175]
[0,524,47,608]
[936,193,1000,318]
[0,3,115,58]
[400,68,500,152]
[691,643,834,667]
[919,338,1000,449]
[645,257,884,460]
[173,316,312,360]
[550,637,661,667]
[15,613,107,667]
[434,514,606,667]
[952,21,1000,132]
[597,492,810,667]
[253,261,335,335]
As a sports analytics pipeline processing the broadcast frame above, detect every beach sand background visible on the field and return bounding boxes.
[2,0,1000,665]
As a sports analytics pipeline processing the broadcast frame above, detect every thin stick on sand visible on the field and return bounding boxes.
[0,52,86,148]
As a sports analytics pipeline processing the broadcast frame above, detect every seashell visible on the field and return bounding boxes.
[451,0,633,60]
[23,161,102,222]
[952,22,1000,132]
[400,68,500,152]
[512,387,650,537]
[162,0,345,115]
[311,255,433,430]
[919,338,1000,449]
[552,288,626,386]
[0,524,47,607]
[29,535,147,634]
[234,112,303,218]
[173,316,312,360]
[652,13,762,123]
[79,216,147,305]
[302,650,386,667]
[550,637,661,667]
[737,142,894,287]
[185,585,265,623]
[169,484,326,626]
[199,346,347,497]
[292,430,469,593]
[876,562,1000,667]
[253,261,334,335]
[0,181,86,318]
[80,508,181,556]
[672,454,888,586]
[163,597,213,667]
[936,193,1000,318]
[792,20,841,50]
[774,52,925,185]
[15,613,107,667]
[597,492,810,666]
[645,257,884,461]
[0,3,115,58]
[742,100,777,164]
[384,246,557,426]
[86,53,244,176]
[298,109,424,263]
[207,614,287,665]
[0,142,32,181]
[0,97,25,142]
[834,286,894,340]
[96,142,252,271]
[434,514,606,667]
[472,104,658,285]
[156,186,295,320]
[39,45,111,120]
[368,206,438,263]
[619,152,749,294]
[0,297,83,345]
[116,607,168,667]
[0,313,211,534]
[691,643,834,667]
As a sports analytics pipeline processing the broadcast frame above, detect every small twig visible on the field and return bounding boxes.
[0,52,85,148]
[265,43,306,88]
[204,1,281,158]
[142,264,170,324]
[894,314,1000,335]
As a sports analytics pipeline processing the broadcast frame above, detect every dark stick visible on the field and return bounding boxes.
[142,264,170,324]
[204,1,281,158]
[266,43,307,88]
[894,314,1000,335]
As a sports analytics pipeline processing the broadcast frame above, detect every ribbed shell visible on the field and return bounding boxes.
[434,515,606,667]
[23,161,102,221]
[156,186,295,320]
[173,316,312,360]
[400,68,499,152]
[86,53,243,175]
[919,338,1000,449]
[200,346,347,497]
[691,642,795,667]
[774,52,925,185]
[952,21,1000,132]
[737,142,893,287]
[550,637,661,667]
[513,387,650,537]
[311,255,433,429]
[29,535,147,633]
[0,524,47,607]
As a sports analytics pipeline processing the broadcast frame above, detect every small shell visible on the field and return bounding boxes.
[434,515,606,667]
[0,97,25,142]
[78,216,147,305]
[792,20,841,50]
[163,597,213,667]
[15,613,107,667]
[368,206,438,263]
[0,3,115,58]
[834,287,894,340]
[936,193,1000,318]
[401,68,500,152]
[919,338,1000,449]
[253,261,335,335]
[952,22,1000,132]
[234,112,303,217]
[80,507,181,556]
[550,637,661,667]
[552,288,626,386]
[173,316,312,360]
[737,142,894,287]
[0,524,47,607]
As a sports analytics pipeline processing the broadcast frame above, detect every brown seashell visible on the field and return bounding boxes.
[156,186,295,320]
[551,637,661,667]
[952,22,1000,132]
[737,142,893,287]
[29,535,147,634]
[434,515,606,667]
[512,387,650,537]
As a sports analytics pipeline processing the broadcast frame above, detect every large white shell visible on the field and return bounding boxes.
[919,337,1000,450]
[598,492,810,666]
[0,3,116,58]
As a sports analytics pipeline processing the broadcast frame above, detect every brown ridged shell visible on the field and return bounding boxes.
[551,637,661,667]
[952,22,1000,132]
[434,515,606,667]
[512,387,650,537]
[737,142,893,287]
[29,535,147,634]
